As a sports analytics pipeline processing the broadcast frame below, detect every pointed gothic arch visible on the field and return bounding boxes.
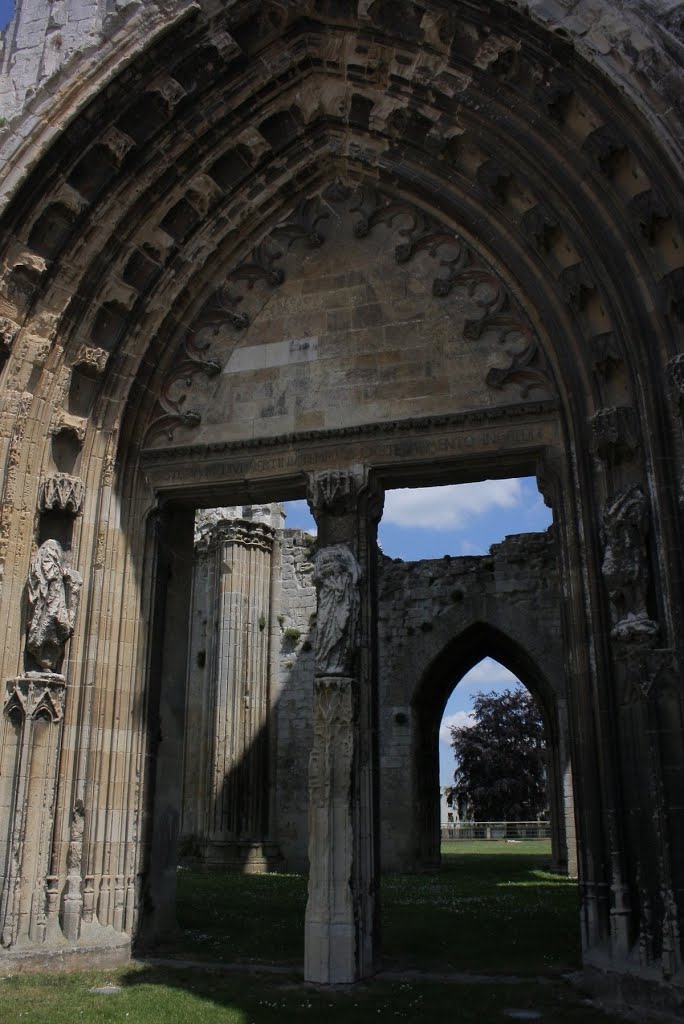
[410,620,573,876]
[0,1,681,1009]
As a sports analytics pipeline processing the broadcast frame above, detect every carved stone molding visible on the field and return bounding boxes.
[50,410,87,444]
[0,317,19,354]
[148,75,186,111]
[3,674,67,722]
[101,126,135,165]
[39,474,85,515]
[522,204,559,253]
[73,345,109,374]
[559,262,595,311]
[601,484,658,646]
[592,333,623,380]
[590,406,639,466]
[143,290,232,445]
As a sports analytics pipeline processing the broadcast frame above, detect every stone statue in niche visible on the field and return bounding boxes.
[601,484,658,644]
[26,539,82,673]
[313,544,360,677]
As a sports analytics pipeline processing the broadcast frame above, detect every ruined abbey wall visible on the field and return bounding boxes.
[180,510,568,874]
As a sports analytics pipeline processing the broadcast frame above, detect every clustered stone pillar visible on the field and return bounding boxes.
[183,506,282,870]
[304,468,383,984]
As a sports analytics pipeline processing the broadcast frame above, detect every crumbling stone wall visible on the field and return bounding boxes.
[377,529,572,873]
[270,528,317,871]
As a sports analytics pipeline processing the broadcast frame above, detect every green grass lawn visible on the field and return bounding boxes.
[173,840,579,975]
[1,843,619,1024]
[0,966,625,1024]
[382,840,580,973]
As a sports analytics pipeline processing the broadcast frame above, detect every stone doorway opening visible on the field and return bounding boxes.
[437,657,577,877]
[141,467,579,975]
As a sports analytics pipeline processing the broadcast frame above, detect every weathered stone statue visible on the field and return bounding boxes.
[601,485,658,643]
[26,539,82,673]
[312,544,360,676]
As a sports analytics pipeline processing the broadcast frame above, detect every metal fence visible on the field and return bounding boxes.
[440,821,551,841]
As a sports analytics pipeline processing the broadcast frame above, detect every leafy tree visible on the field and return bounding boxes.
[449,686,547,821]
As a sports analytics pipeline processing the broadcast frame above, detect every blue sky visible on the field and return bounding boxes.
[284,476,552,785]
[0,2,12,32]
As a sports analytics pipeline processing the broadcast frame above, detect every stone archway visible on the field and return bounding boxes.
[0,1,682,1011]
[377,528,576,877]
[408,616,574,879]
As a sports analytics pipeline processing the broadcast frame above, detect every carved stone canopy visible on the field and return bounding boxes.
[39,474,85,516]
[3,675,67,722]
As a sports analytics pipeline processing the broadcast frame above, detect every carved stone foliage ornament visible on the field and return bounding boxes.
[313,544,360,677]
[146,180,552,445]
[590,406,639,466]
[39,474,85,516]
[26,540,82,673]
[601,485,658,645]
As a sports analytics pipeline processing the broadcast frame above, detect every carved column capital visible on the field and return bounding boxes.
[589,406,639,466]
[209,518,275,554]
[306,467,384,528]
[306,467,367,519]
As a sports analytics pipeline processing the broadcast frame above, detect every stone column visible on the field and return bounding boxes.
[206,510,278,868]
[138,506,195,946]
[304,467,383,984]
[182,505,283,870]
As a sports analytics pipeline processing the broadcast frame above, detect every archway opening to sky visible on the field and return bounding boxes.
[283,476,552,557]
[439,658,535,794]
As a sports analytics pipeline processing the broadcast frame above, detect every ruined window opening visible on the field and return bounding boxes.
[378,476,551,560]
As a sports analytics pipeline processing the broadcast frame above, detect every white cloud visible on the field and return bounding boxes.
[461,659,519,687]
[382,479,524,531]
[439,710,474,744]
